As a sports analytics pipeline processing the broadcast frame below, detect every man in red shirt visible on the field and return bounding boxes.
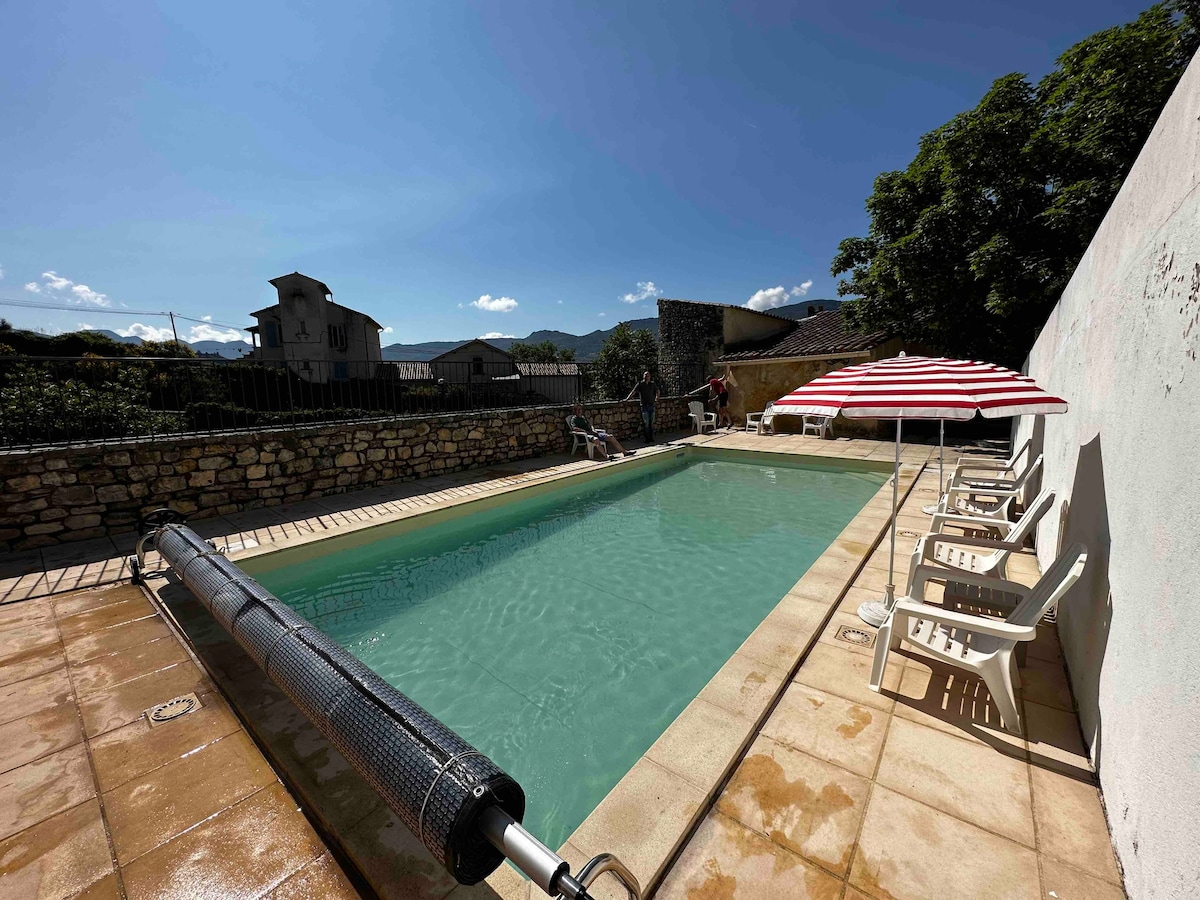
[707,371,733,428]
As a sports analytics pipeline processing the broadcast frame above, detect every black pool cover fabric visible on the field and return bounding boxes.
[155,525,525,884]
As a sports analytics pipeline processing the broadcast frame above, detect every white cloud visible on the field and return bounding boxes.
[598,312,607,317]
[790,280,814,297]
[24,271,111,305]
[556,300,563,304]
[745,286,791,311]
[186,323,245,342]
[0,263,5,279]
[80,321,245,343]
[471,294,518,312]
[620,280,661,304]
[381,326,394,334]
[479,332,516,340]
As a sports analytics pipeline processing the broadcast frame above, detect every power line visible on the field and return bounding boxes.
[0,297,251,333]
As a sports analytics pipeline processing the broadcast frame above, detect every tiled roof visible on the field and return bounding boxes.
[516,362,581,376]
[381,361,434,379]
[718,308,890,361]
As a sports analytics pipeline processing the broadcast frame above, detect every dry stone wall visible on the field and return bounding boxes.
[0,398,692,552]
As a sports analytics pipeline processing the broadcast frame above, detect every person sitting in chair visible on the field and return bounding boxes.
[569,403,634,460]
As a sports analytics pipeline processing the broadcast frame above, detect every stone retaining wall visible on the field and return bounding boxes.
[0,398,693,552]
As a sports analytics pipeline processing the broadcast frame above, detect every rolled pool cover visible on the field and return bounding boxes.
[154,524,526,885]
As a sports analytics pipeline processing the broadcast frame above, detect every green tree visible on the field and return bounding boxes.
[509,339,575,363]
[588,323,657,399]
[833,2,1200,366]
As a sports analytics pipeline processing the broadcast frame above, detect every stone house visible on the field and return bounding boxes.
[248,272,383,382]
[656,298,898,430]
[428,340,582,404]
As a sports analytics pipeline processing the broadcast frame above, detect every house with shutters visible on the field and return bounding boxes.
[248,272,383,382]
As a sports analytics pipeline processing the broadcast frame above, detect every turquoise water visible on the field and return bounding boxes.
[257,455,886,849]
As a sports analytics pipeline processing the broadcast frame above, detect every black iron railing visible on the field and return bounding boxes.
[0,356,705,448]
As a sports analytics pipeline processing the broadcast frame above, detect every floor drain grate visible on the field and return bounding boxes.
[146,693,202,726]
[834,625,877,648]
[898,529,921,538]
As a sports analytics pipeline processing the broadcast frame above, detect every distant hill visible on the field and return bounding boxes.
[84,330,253,358]
[381,302,836,361]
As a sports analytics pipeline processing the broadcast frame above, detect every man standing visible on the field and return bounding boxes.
[626,371,659,443]
[707,371,733,428]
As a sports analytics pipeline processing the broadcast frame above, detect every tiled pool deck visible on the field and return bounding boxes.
[0,430,1123,899]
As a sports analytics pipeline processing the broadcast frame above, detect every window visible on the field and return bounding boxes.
[298,320,307,335]
[264,322,280,348]
[333,362,349,381]
[472,355,484,375]
[328,323,347,350]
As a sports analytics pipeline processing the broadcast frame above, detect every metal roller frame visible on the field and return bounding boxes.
[145,522,642,900]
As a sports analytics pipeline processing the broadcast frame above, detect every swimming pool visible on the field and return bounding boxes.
[248,452,887,850]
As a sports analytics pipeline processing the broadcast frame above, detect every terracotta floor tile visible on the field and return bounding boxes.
[876,717,1034,846]
[1019,657,1075,712]
[62,617,172,667]
[1039,857,1126,900]
[68,637,189,699]
[104,730,277,864]
[1024,701,1093,781]
[735,600,828,670]
[89,691,241,793]
[77,661,210,737]
[0,599,54,634]
[717,735,870,875]
[119,782,325,900]
[342,804,460,900]
[793,643,901,712]
[0,705,83,775]
[266,852,359,899]
[57,596,155,641]
[849,786,1040,900]
[71,872,123,899]
[0,622,59,665]
[1030,766,1121,884]
[0,668,74,727]
[656,811,842,900]
[761,683,888,778]
[53,586,142,620]
[0,744,95,842]
[891,658,1025,757]
[0,641,65,689]
[0,798,112,900]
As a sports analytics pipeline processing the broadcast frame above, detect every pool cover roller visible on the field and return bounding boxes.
[154,524,525,885]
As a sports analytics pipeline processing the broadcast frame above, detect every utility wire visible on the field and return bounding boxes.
[0,296,251,333]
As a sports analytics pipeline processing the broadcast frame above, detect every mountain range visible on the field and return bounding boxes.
[83,298,838,361]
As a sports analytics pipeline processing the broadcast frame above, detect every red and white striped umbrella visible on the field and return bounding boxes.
[771,355,1067,421]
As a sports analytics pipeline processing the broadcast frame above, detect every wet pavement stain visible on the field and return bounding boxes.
[686,857,737,900]
[836,706,872,740]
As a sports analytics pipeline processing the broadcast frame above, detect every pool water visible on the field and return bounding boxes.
[256,455,886,849]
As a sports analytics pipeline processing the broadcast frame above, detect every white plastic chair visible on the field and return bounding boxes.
[746,403,776,434]
[802,415,832,438]
[688,401,717,434]
[870,543,1087,734]
[567,417,603,460]
[938,455,1042,521]
[909,489,1055,589]
[950,438,1031,486]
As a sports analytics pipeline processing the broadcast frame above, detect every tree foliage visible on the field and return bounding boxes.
[833,2,1200,366]
[588,323,657,399]
[508,339,575,363]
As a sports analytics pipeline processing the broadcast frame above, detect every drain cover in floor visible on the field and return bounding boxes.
[146,692,202,727]
[834,625,877,648]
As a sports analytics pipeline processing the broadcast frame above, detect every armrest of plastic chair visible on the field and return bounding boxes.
[891,598,1037,641]
[929,511,1008,534]
[908,563,1030,602]
[946,483,1023,500]
[919,533,1026,561]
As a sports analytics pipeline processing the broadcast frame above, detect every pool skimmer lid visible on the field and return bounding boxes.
[145,693,202,726]
[834,625,877,648]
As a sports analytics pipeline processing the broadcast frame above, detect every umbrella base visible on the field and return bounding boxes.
[921,503,941,515]
[857,600,890,628]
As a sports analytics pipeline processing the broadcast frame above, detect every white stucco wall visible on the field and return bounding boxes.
[1014,51,1200,900]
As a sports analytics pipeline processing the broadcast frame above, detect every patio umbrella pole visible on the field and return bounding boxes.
[921,419,945,515]
[858,419,901,628]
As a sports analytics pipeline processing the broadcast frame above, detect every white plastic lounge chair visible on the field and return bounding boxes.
[939,455,1042,521]
[910,489,1056,589]
[870,543,1087,734]
[950,438,1031,486]
[688,401,717,434]
[746,403,776,434]
[567,417,603,460]
[802,415,832,438]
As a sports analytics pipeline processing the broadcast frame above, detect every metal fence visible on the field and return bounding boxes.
[0,356,706,449]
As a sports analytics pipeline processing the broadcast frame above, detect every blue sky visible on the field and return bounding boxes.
[1,0,1153,345]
